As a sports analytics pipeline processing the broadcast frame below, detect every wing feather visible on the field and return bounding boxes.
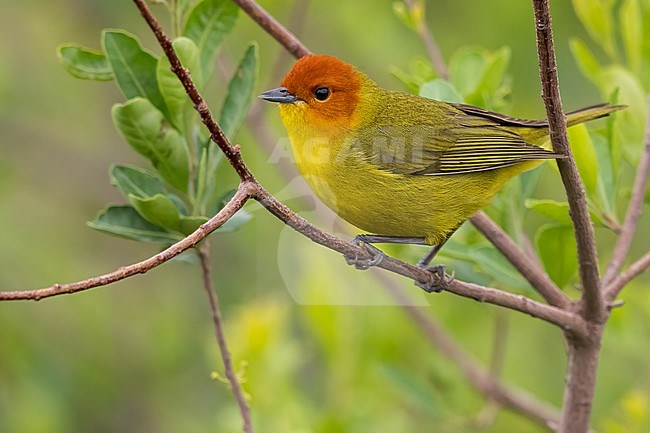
[356,93,564,176]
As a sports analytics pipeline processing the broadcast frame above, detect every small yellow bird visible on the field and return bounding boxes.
[260,54,622,290]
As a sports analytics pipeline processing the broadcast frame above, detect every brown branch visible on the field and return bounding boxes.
[605,251,650,300]
[531,0,603,324]
[198,244,253,433]
[404,0,448,79]
[532,2,605,432]
[0,184,252,301]
[248,182,587,334]
[602,97,650,289]
[471,212,569,308]
[134,0,254,182]
[231,0,311,58]
[384,276,561,429]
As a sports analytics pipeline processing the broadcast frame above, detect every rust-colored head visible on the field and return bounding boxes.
[259,55,364,124]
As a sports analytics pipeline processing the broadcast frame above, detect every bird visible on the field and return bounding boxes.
[259,54,623,291]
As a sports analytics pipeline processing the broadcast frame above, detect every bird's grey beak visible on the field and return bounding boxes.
[258,87,299,104]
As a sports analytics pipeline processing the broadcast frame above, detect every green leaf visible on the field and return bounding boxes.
[569,38,602,84]
[184,0,239,79]
[620,0,643,74]
[592,132,616,215]
[156,37,202,130]
[57,43,113,81]
[642,6,650,89]
[419,79,464,103]
[218,43,258,140]
[448,47,485,95]
[392,2,416,30]
[179,215,209,235]
[179,209,251,235]
[88,205,181,243]
[525,199,605,226]
[195,146,209,211]
[605,87,622,181]
[477,47,511,95]
[110,165,165,200]
[568,124,598,195]
[102,29,169,119]
[379,364,441,418]
[111,98,189,192]
[218,209,252,232]
[571,0,617,60]
[597,66,647,148]
[535,223,578,288]
[129,193,182,232]
[207,188,235,217]
[441,242,530,291]
[390,58,438,93]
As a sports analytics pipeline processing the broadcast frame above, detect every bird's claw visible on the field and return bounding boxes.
[344,238,386,270]
[415,264,455,293]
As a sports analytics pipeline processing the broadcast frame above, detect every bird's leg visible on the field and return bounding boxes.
[415,230,458,292]
[415,265,455,293]
[344,234,455,292]
[354,234,428,245]
[344,234,426,270]
[417,243,444,267]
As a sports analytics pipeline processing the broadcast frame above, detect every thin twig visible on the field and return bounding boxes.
[249,182,587,334]
[531,0,603,323]
[602,97,650,289]
[231,0,311,58]
[134,0,254,182]
[404,0,448,79]
[383,276,561,429]
[605,251,650,300]
[0,184,252,301]
[471,212,568,308]
[532,2,605,433]
[198,244,253,433]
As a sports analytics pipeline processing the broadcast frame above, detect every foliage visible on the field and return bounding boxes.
[58,0,255,246]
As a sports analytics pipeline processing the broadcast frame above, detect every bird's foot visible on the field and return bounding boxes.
[415,264,455,293]
[344,236,386,270]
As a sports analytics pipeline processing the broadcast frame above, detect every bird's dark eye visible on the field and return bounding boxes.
[313,87,331,101]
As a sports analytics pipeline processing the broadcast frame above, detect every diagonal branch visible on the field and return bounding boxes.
[198,244,253,433]
[248,182,587,334]
[605,251,650,301]
[471,211,569,308]
[403,0,448,80]
[0,183,252,301]
[134,0,254,182]
[602,97,650,290]
[383,274,561,429]
[231,0,311,58]
[531,0,603,323]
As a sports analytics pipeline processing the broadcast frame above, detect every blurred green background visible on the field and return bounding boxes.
[1,0,649,432]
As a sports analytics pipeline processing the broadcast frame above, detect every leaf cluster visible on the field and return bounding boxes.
[57,0,256,245]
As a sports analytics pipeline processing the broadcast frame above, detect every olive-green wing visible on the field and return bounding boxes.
[356,101,563,176]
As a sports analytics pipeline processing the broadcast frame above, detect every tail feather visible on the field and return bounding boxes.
[565,103,626,127]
